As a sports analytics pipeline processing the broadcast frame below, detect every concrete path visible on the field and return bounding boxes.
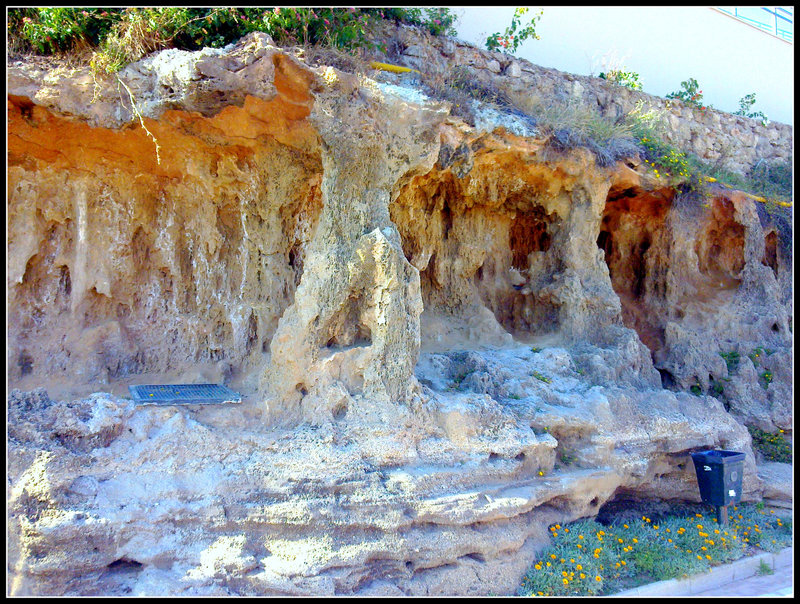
[613,547,792,597]
[694,561,793,597]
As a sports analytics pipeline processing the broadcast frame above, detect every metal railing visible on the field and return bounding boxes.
[715,7,793,43]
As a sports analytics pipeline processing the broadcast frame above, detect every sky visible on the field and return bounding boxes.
[448,6,793,124]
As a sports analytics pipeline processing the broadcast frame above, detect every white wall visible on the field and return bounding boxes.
[449,6,794,125]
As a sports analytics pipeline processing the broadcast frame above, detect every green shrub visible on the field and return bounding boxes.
[382,7,458,37]
[485,7,542,55]
[666,77,709,112]
[8,7,123,54]
[748,426,792,463]
[719,351,740,373]
[734,93,768,125]
[599,68,642,91]
[9,7,459,73]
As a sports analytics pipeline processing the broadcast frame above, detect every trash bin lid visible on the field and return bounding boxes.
[691,449,745,464]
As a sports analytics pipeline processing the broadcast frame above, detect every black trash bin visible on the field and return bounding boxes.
[691,449,745,525]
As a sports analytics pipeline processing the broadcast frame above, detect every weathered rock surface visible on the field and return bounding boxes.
[371,21,791,176]
[6,31,792,596]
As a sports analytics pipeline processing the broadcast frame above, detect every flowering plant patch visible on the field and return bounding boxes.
[486,7,542,54]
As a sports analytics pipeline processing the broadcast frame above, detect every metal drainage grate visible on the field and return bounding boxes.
[129,383,242,406]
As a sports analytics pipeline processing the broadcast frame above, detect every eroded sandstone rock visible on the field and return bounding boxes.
[6,31,792,597]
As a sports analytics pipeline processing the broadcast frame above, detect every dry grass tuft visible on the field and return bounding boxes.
[299,44,376,77]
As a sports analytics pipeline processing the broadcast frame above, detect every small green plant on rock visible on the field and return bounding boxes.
[532,371,552,383]
[756,559,774,576]
[748,426,792,463]
[452,370,471,387]
[734,93,768,125]
[531,347,542,353]
[748,347,766,366]
[719,351,740,373]
[485,7,542,55]
[759,370,774,389]
[690,382,702,396]
[599,68,642,91]
[559,450,576,466]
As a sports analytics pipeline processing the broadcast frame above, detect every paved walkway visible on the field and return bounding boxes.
[614,547,792,597]
[694,561,793,597]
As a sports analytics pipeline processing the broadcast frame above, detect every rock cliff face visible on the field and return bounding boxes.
[382,22,792,175]
[7,32,792,596]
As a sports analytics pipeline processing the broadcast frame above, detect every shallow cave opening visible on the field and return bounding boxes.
[598,186,671,353]
[474,205,561,336]
[389,161,570,348]
[509,210,552,270]
[106,558,144,571]
[323,293,373,350]
[762,230,779,277]
[596,491,710,526]
[694,196,745,287]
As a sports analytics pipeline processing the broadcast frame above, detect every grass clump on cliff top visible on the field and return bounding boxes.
[518,503,791,596]
[506,92,641,167]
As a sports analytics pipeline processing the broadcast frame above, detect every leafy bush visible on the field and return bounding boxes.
[382,7,458,37]
[666,77,709,112]
[485,7,542,54]
[8,7,459,73]
[8,7,123,54]
[599,68,642,91]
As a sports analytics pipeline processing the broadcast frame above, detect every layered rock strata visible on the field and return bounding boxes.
[7,32,792,596]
